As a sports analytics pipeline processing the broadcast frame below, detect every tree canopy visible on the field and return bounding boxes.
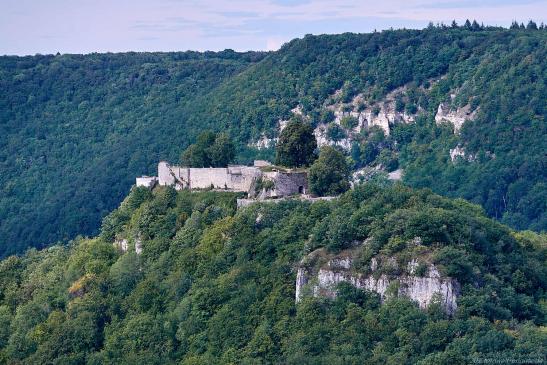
[275,119,317,167]
[0,184,544,363]
[308,146,350,196]
[1,25,545,256]
[180,131,235,167]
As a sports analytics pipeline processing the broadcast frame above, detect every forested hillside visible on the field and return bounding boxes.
[0,184,544,363]
[0,51,264,256]
[1,24,546,256]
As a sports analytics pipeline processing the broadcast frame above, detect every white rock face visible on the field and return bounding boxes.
[330,107,415,137]
[407,259,419,275]
[313,123,352,151]
[435,103,476,132]
[388,169,403,181]
[135,237,142,255]
[114,238,128,253]
[328,257,351,270]
[449,146,476,162]
[295,266,308,303]
[278,119,289,133]
[296,255,460,315]
[450,146,466,161]
[351,167,382,185]
[251,135,276,150]
[291,105,304,116]
[329,86,419,136]
[114,237,143,255]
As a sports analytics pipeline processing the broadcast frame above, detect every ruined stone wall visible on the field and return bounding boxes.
[186,166,261,191]
[264,171,308,197]
[158,162,262,193]
[156,162,307,197]
[136,176,157,188]
[228,166,262,191]
[158,161,186,188]
[187,168,231,189]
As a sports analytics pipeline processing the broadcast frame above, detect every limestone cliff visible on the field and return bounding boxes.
[296,248,460,315]
[435,102,477,133]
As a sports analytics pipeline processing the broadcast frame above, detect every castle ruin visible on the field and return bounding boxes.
[136,160,308,199]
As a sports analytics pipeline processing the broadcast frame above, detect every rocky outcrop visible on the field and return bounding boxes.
[113,237,142,255]
[313,123,352,151]
[332,107,415,137]
[435,103,477,132]
[450,146,466,161]
[296,251,460,315]
[449,145,476,162]
[114,238,129,252]
[135,237,143,255]
[388,169,403,181]
[328,85,422,136]
[251,135,276,150]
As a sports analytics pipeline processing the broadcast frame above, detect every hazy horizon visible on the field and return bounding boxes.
[2,0,546,56]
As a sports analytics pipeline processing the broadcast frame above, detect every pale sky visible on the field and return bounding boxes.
[1,0,546,55]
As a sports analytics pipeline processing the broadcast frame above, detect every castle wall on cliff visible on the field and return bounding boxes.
[138,161,307,198]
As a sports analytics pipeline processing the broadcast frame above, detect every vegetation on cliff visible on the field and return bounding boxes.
[1,24,546,256]
[0,184,544,364]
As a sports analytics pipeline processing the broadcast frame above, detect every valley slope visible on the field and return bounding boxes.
[1,25,545,255]
[0,184,544,363]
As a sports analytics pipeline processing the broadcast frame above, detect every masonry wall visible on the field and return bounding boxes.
[158,161,180,187]
[136,176,157,188]
[157,161,307,197]
[187,168,230,189]
[264,171,308,197]
[158,162,262,193]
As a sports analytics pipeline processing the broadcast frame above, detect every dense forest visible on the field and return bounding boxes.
[0,51,265,256]
[0,184,544,363]
[1,24,546,256]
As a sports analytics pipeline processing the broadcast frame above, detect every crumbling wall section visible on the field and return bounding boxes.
[274,171,308,197]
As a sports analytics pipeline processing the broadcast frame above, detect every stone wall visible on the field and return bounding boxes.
[154,161,307,199]
[158,161,261,192]
[136,176,157,188]
[264,171,308,197]
[186,168,231,189]
[158,161,185,188]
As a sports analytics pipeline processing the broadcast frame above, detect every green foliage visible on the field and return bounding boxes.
[0,26,545,259]
[308,146,350,197]
[181,131,235,167]
[433,247,474,283]
[0,50,261,257]
[339,115,358,129]
[396,30,547,232]
[318,109,335,124]
[0,185,544,363]
[254,177,275,194]
[275,119,317,167]
[326,123,347,141]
